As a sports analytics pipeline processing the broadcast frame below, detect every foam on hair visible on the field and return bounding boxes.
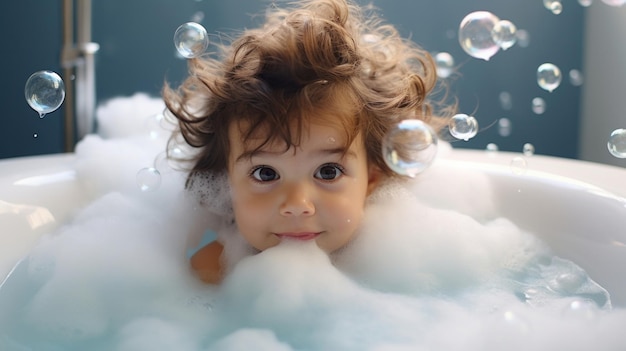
[186,171,233,220]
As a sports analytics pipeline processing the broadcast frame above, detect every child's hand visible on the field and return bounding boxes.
[190,240,224,284]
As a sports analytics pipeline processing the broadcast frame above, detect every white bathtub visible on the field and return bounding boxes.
[1,149,626,307]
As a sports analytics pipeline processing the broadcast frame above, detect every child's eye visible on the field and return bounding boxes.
[315,163,344,181]
[251,166,279,182]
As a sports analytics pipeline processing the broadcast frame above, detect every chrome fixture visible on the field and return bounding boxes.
[60,0,98,152]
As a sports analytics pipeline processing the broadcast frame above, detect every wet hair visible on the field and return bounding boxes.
[162,0,455,182]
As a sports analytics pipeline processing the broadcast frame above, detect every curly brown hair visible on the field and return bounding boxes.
[162,0,455,182]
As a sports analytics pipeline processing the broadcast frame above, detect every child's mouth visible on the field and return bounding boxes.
[275,232,321,241]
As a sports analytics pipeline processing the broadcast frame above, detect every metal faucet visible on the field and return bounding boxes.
[60,0,98,152]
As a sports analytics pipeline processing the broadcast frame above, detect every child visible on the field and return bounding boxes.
[162,0,454,284]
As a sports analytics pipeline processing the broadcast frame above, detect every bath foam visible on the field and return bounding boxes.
[1,93,626,350]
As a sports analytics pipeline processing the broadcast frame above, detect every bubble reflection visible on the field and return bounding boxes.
[449,114,479,141]
[492,20,517,50]
[523,143,535,156]
[458,11,500,61]
[537,63,562,92]
[498,118,512,137]
[435,52,455,78]
[382,119,438,178]
[607,128,626,158]
[532,97,546,115]
[544,0,564,14]
[174,22,209,59]
[136,167,162,192]
[24,70,66,118]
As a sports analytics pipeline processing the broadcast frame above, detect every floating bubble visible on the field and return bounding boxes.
[532,97,546,115]
[174,22,209,59]
[510,156,528,175]
[168,145,185,161]
[382,119,438,178]
[136,167,162,192]
[486,143,499,152]
[515,29,530,48]
[145,113,167,139]
[449,114,479,141]
[458,11,501,61]
[544,0,564,14]
[24,70,66,118]
[569,69,584,86]
[190,11,205,23]
[607,128,626,158]
[601,0,626,6]
[33,133,38,138]
[537,63,562,92]
[492,20,517,50]
[499,91,513,110]
[498,118,512,137]
[578,0,593,6]
[154,143,185,175]
[434,52,455,78]
[153,151,175,176]
[522,143,535,156]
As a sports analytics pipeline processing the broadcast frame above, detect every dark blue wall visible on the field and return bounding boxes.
[1,1,584,160]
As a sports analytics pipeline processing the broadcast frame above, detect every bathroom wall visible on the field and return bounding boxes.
[2,1,65,159]
[579,4,626,168]
[2,1,592,164]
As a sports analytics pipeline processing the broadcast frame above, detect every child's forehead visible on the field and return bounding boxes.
[228,115,357,157]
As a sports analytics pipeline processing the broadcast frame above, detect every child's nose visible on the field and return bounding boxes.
[279,182,315,216]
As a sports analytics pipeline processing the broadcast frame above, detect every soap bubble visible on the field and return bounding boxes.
[382,119,438,178]
[499,91,513,110]
[24,70,66,118]
[569,69,584,86]
[498,118,512,137]
[486,143,499,152]
[510,156,528,175]
[458,11,501,61]
[544,0,564,14]
[607,128,626,158]
[601,0,625,6]
[492,20,517,50]
[515,29,530,48]
[578,0,593,6]
[435,52,455,78]
[522,143,535,156]
[174,22,209,59]
[190,11,205,23]
[136,167,162,192]
[449,113,479,141]
[537,63,562,92]
[532,97,547,115]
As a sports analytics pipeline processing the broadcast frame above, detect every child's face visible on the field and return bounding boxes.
[227,120,380,253]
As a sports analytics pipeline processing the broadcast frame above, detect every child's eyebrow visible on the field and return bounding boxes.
[235,147,355,163]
